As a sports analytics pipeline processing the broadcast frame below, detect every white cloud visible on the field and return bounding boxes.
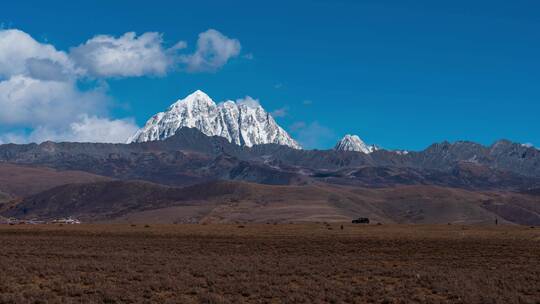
[0,29,75,79]
[0,29,138,144]
[182,29,241,72]
[290,121,335,149]
[71,29,241,76]
[170,40,188,51]
[25,58,72,81]
[69,116,138,143]
[236,96,261,108]
[0,115,138,144]
[70,32,184,78]
[271,107,288,118]
[0,76,139,143]
[28,115,138,143]
[0,28,242,79]
[0,75,107,127]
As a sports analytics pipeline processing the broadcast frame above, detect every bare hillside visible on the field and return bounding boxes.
[5,180,540,225]
[0,163,110,198]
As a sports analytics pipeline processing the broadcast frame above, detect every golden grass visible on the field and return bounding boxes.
[0,224,539,303]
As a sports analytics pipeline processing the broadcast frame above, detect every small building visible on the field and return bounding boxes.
[51,218,81,224]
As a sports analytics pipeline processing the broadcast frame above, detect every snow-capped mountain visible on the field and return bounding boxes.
[128,90,301,149]
[334,134,378,154]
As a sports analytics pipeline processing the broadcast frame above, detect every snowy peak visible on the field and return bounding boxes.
[171,90,214,109]
[334,134,378,154]
[128,90,301,149]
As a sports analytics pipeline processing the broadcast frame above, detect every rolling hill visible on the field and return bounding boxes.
[4,180,540,225]
[0,163,110,198]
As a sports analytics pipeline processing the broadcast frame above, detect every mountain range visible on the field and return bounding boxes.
[0,90,539,225]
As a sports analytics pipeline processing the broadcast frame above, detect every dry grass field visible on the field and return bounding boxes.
[0,224,539,304]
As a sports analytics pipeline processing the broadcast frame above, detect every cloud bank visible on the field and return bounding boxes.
[0,28,242,144]
[70,32,180,78]
[0,29,75,79]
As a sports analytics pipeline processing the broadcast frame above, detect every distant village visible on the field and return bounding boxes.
[1,217,82,225]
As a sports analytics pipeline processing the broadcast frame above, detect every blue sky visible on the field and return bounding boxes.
[0,0,539,150]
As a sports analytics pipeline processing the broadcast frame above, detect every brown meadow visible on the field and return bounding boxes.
[0,224,539,303]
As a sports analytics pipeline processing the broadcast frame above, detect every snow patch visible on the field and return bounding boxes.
[334,134,378,154]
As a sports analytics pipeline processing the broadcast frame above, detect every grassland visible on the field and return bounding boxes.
[0,224,539,303]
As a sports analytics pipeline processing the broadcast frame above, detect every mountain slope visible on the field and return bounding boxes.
[0,191,10,204]
[128,90,300,149]
[0,163,110,198]
[1,128,540,191]
[335,134,378,153]
[1,180,220,221]
[409,140,540,177]
[4,180,540,225]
